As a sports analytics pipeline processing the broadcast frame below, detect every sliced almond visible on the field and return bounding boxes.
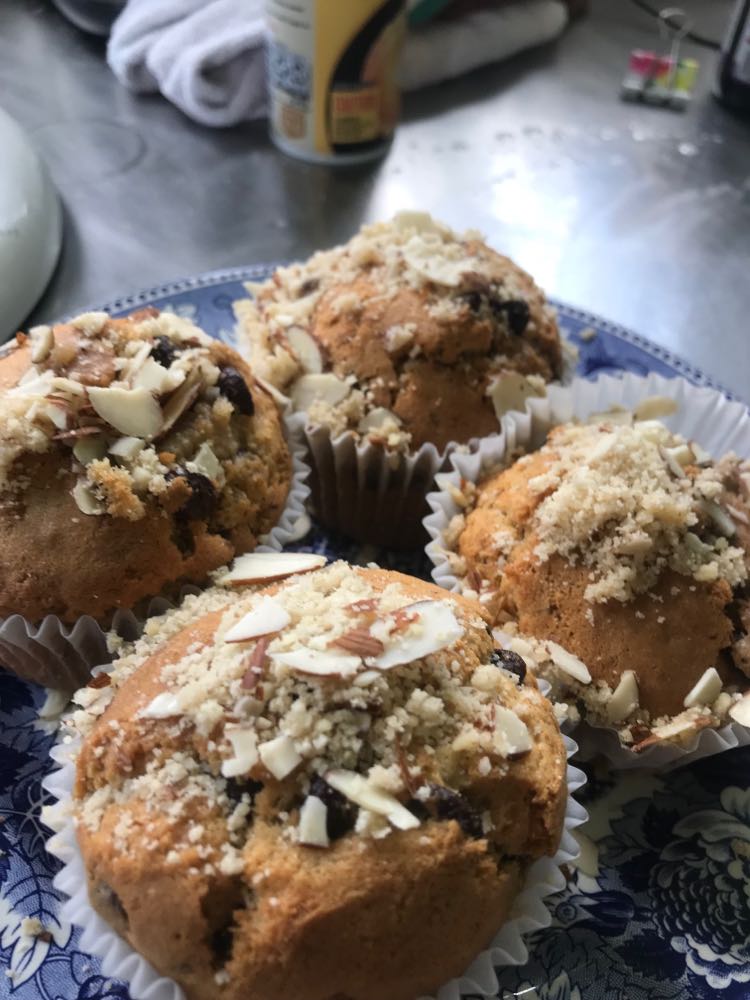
[546,641,592,684]
[637,715,712,748]
[353,669,382,687]
[286,327,323,374]
[499,634,535,660]
[402,242,478,288]
[606,670,639,723]
[157,368,202,438]
[685,531,712,557]
[258,734,301,780]
[487,371,546,422]
[50,376,86,397]
[726,503,750,527]
[683,666,723,708]
[270,648,361,678]
[290,373,350,412]
[392,210,445,235]
[109,436,144,460]
[190,442,224,483]
[659,444,688,480]
[358,407,401,435]
[330,628,384,658]
[586,408,633,427]
[72,480,105,516]
[224,597,291,643]
[139,691,181,719]
[690,441,713,466]
[254,375,291,407]
[586,432,616,463]
[222,728,259,777]
[218,552,327,587]
[633,396,678,421]
[9,370,56,397]
[87,385,163,439]
[492,706,532,756]
[132,356,180,395]
[29,324,54,364]
[298,795,329,847]
[40,401,69,431]
[121,340,152,381]
[700,500,736,538]
[729,694,750,727]
[325,769,420,831]
[73,436,107,466]
[369,601,463,670]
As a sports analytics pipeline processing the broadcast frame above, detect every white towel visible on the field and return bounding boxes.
[107,0,567,128]
[107,0,267,126]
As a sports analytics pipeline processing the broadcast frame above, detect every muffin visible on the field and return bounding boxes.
[235,212,561,547]
[70,560,567,1000]
[452,414,750,749]
[0,308,291,685]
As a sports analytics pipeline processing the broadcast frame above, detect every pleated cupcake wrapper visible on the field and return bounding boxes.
[42,735,586,1000]
[0,422,311,692]
[424,371,750,770]
[286,345,583,552]
[289,413,449,550]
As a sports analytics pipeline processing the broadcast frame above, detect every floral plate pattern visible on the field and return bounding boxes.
[0,268,747,1000]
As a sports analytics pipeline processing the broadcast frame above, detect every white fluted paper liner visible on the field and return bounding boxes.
[256,418,311,551]
[42,736,585,1000]
[424,371,750,770]
[0,421,310,692]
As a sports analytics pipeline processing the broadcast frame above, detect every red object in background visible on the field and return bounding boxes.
[716,0,750,113]
[628,49,672,78]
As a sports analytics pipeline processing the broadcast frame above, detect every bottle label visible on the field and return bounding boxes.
[266,0,405,161]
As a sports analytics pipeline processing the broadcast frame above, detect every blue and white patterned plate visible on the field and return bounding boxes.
[1,269,747,1000]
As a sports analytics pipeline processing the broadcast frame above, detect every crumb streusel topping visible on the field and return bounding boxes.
[235,212,559,453]
[525,419,748,603]
[70,561,549,868]
[450,415,749,606]
[439,408,750,746]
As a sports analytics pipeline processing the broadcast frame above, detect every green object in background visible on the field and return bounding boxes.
[408,0,454,27]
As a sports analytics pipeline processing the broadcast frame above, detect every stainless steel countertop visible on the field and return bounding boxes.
[1,0,748,396]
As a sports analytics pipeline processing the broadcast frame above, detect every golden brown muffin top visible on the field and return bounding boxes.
[450,414,750,747]
[235,213,561,453]
[0,308,275,522]
[72,561,565,860]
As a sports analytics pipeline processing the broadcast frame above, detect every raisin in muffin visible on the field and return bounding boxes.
[452,415,750,750]
[70,560,567,1000]
[235,212,561,547]
[0,309,291,632]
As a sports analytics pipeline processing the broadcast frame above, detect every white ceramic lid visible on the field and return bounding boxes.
[0,106,62,342]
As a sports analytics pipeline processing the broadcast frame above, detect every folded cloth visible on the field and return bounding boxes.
[107,0,567,128]
[107,0,267,126]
